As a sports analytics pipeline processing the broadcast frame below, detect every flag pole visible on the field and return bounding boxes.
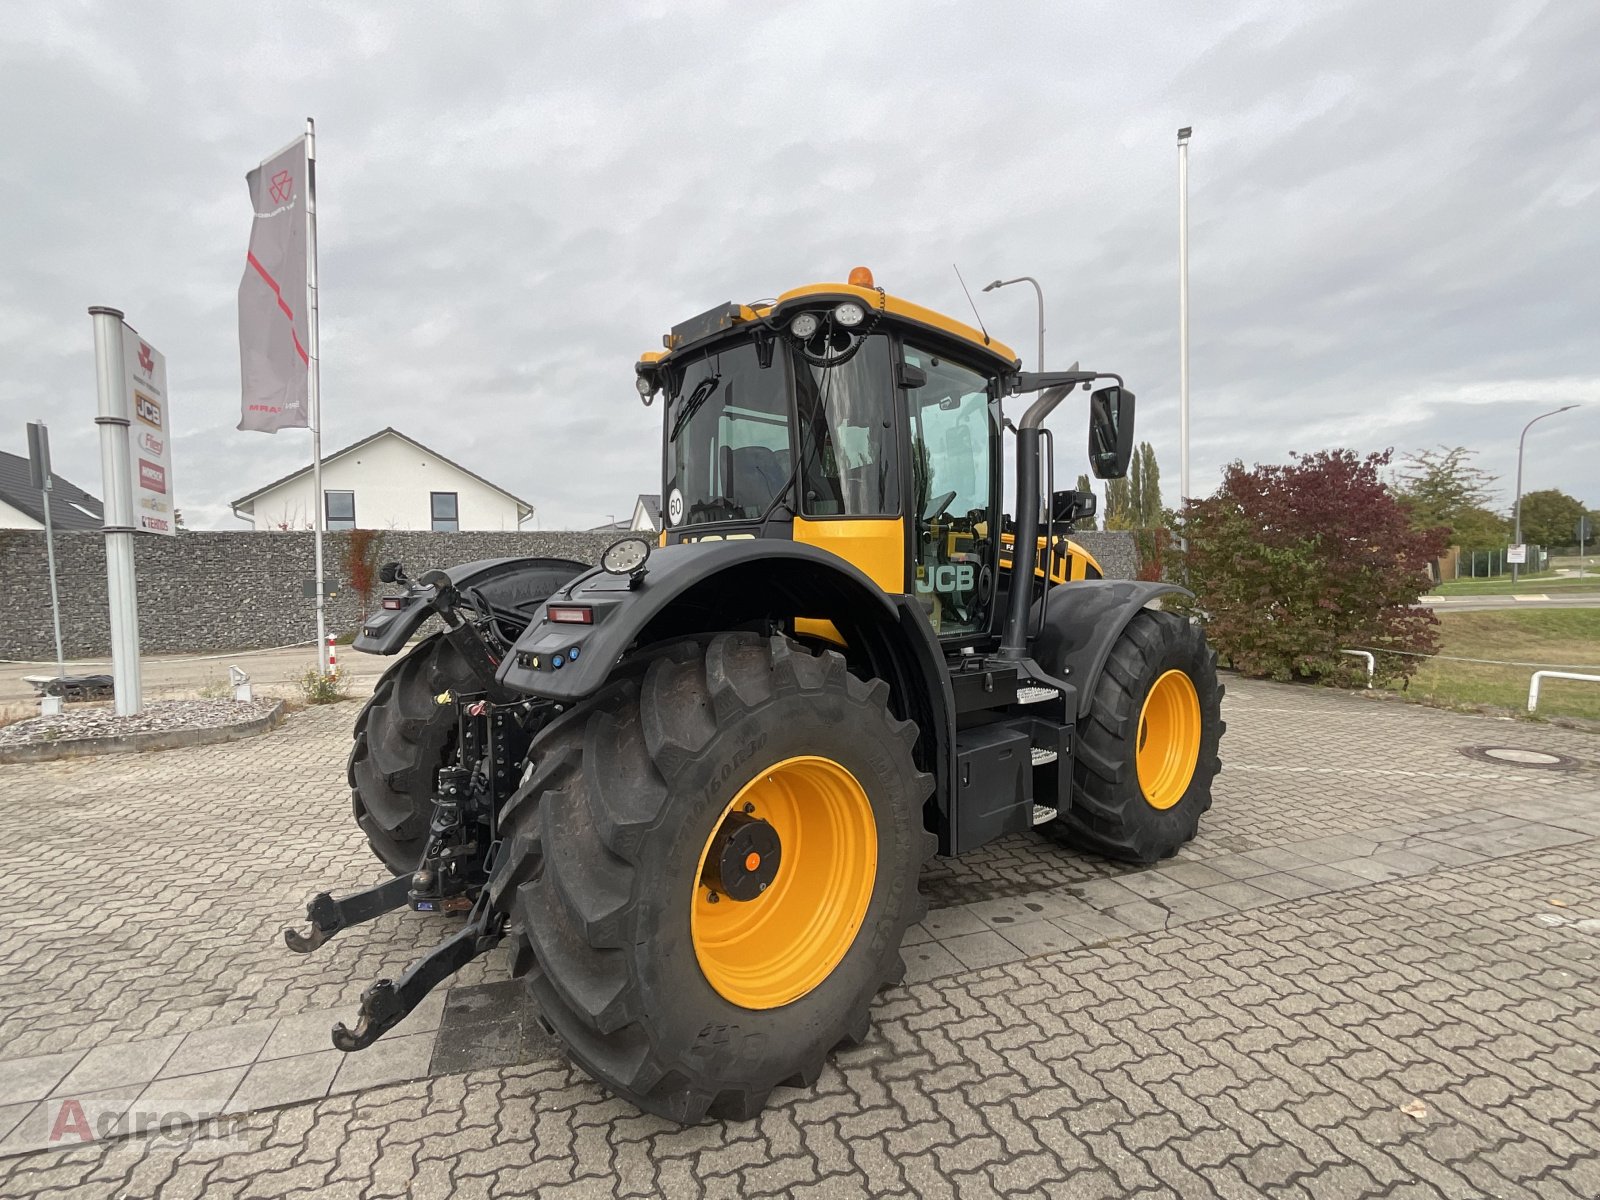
[306,116,328,673]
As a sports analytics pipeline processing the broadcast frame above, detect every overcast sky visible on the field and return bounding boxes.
[3,0,1595,531]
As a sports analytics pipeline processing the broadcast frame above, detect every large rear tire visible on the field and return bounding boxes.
[1048,609,1223,863]
[490,632,934,1124]
[347,634,479,874]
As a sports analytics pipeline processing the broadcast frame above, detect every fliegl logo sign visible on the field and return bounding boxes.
[916,564,976,594]
[139,431,164,456]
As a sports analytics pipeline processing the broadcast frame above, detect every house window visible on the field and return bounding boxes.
[325,490,356,530]
[431,491,459,532]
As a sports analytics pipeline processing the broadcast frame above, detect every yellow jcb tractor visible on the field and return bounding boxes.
[285,267,1224,1123]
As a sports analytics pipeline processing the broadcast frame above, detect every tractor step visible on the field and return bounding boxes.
[1032,804,1058,825]
[1030,746,1059,766]
[1016,686,1060,704]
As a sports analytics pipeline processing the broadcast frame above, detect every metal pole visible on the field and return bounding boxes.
[1178,126,1192,513]
[981,276,1045,372]
[306,117,329,673]
[88,306,142,714]
[1511,404,1579,583]
[35,431,66,680]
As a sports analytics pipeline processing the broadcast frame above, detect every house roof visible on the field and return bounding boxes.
[636,494,662,525]
[231,427,536,515]
[0,450,104,531]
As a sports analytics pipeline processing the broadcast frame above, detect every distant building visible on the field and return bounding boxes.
[231,427,536,531]
[590,494,661,533]
[0,450,104,531]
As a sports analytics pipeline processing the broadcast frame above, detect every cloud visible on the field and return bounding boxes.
[1,0,1594,534]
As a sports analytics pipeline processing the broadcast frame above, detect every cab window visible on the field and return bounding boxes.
[795,335,897,516]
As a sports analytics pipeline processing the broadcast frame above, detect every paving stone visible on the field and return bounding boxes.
[1242,847,1319,872]
[1156,890,1239,926]
[900,941,964,985]
[159,1019,277,1078]
[131,1067,248,1128]
[1116,871,1191,900]
[1054,910,1139,946]
[919,907,988,940]
[1197,881,1281,911]
[1155,861,1233,890]
[1250,871,1334,901]
[940,931,1026,971]
[51,1036,184,1097]
[329,1033,436,1095]
[1290,864,1370,892]
[259,1009,346,1063]
[901,923,933,946]
[0,1051,83,1104]
[226,1050,342,1115]
[1202,854,1275,881]
[964,892,1082,929]
[0,1083,143,1156]
[1104,899,1171,932]
[1069,878,1146,910]
[995,920,1085,959]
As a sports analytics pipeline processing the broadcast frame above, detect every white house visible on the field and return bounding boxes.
[590,495,662,533]
[231,427,536,531]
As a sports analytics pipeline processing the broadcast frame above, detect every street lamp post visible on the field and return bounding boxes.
[982,276,1045,372]
[1178,126,1192,513]
[1511,404,1579,582]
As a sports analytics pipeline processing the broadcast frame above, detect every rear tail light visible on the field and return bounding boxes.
[381,597,407,610]
[547,605,594,625]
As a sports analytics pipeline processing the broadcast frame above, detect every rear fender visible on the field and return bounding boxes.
[497,541,955,822]
[1030,580,1193,718]
[352,557,590,655]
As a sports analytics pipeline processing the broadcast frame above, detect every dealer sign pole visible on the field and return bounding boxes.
[89,306,143,714]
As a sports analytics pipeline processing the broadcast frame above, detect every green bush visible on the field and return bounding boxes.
[1175,449,1447,685]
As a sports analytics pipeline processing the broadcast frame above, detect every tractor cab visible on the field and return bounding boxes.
[636,268,1120,646]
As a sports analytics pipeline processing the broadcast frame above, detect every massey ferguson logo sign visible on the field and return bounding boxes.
[269,169,293,204]
[138,459,167,495]
[137,341,155,374]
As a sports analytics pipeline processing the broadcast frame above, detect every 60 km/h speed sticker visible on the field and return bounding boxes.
[668,488,684,526]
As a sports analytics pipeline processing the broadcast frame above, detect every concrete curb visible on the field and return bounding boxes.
[0,701,286,765]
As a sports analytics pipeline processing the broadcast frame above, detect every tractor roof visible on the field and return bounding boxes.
[639,274,1020,373]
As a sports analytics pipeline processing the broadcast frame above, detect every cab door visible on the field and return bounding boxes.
[900,343,998,640]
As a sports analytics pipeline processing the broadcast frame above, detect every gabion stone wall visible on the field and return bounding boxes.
[0,528,1139,659]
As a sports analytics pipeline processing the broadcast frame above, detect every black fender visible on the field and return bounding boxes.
[1030,580,1194,719]
[352,556,589,656]
[496,540,955,817]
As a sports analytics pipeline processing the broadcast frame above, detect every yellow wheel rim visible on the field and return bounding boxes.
[691,756,877,1009]
[1136,669,1202,810]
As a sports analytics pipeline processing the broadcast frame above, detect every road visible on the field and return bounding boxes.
[1423,592,1600,612]
[2,678,1598,1196]
[1,643,389,708]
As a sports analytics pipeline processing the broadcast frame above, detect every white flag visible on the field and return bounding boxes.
[238,137,310,432]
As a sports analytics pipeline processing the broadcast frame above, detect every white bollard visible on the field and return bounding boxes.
[229,664,253,702]
[326,634,338,674]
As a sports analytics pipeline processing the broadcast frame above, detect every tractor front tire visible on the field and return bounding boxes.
[347,634,479,874]
[490,632,934,1124]
[1049,609,1223,863]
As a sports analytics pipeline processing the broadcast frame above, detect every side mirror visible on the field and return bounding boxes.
[1088,385,1135,479]
[1050,489,1097,525]
[897,362,928,390]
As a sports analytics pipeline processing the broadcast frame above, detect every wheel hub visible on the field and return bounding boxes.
[702,812,782,901]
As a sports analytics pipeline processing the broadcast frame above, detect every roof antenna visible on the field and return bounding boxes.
[952,264,990,345]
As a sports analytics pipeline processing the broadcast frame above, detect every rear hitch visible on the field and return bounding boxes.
[331,898,505,1051]
[283,874,413,954]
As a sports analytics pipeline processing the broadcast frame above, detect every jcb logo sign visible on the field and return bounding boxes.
[917,564,975,594]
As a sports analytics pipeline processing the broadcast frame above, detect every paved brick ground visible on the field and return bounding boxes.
[1,676,1597,1196]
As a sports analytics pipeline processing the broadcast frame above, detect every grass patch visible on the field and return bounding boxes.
[1400,609,1600,723]
[1432,578,1600,596]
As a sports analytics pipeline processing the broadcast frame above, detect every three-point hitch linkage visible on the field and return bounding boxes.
[281,567,544,1052]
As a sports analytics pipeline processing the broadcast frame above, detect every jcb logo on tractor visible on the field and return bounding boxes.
[916,564,975,594]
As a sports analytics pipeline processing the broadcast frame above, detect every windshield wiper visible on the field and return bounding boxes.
[669,375,721,442]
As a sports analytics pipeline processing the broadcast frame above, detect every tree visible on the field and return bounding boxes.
[1072,473,1096,530]
[1174,449,1447,685]
[1392,446,1508,549]
[1515,488,1589,548]
[1103,441,1163,531]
